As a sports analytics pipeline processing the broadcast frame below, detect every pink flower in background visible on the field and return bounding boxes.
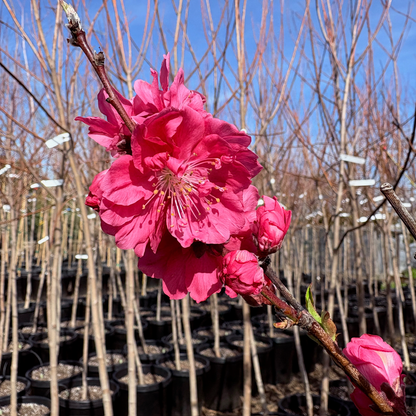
[76,53,206,157]
[221,250,265,298]
[253,196,291,258]
[343,334,405,416]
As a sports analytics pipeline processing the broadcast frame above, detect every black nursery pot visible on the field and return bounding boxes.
[193,326,234,343]
[109,321,149,350]
[74,325,115,358]
[329,379,359,416]
[156,353,210,416]
[291,329,321,373]
[226,333,273,389]
[0,340,39,377]
[146,313,173,340]
[30,330,80,363]
[17,302,37,325]
[278,394,350,416]
[268,331,295,385]
[113,364,172,416]
[162,333,209,352]
[0,395,51,415]
[139,290,158,309]
[0,376,31,401]
[26,360,83,398]
[83,350,127,378]
[58,377,119,416]
[196,342,243,412]
[123,340,173,364]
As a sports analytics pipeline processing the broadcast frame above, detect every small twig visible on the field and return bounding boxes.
[381,183,416,241]
[61,1,135,133]
[261,262,398,415]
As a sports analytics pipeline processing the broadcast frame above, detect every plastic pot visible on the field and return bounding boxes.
[146,313,173,340]
[74,325,115,358]
[108,321,149,350]
[1,340,39,377]
[196,342,243,412]
[0,395,51,415]
[30,330,80,363]
[156,353,210,416]
[83,350,127,378]
[268,331,295,385]
[329,379,358,416]
[139,290,158,309]
[58,377,119,416]
[60,300,74,322]
[17,302,37,325]
[278,394,350,416]
[113,364,172,416]
[226,333,273,389]
[0,376,31,401]
[122,340,173,364]
[161,333,209,352]
[193,326,234,343]
[291,329,321,373]
[26,360,83,398]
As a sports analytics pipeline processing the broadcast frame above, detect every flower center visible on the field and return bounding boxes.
[141,156,226,229]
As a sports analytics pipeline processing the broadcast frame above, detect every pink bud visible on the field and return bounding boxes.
[343,334,405,416]
[253,196,291,258]
[221,250,265,298]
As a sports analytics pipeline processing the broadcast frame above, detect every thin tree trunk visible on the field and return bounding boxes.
[182,295,198,416]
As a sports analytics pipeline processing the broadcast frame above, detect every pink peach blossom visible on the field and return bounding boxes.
[343,334,405,416]
[253,196,291,257]
[221,250,265,298]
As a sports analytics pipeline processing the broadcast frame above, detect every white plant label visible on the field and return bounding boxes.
[30,183,40,189]
[373,195,384,202]
[2,205,10,212]
[41,179,64,187]
[0,164,11,176]
[340,154,365,164]
[87,213,96,219]
[75,254,88,260]
[349,179,375,187]
[45,133,70,148]
[403,202,412,208]
[38,236,49,244]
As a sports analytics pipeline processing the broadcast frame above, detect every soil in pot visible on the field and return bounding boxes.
[196,342,243,412]
[30,330,80,363]
[0,376,30,400]
[84,351,126,377]
[123,340,172,363]
[58,377,119,416]
[0,396,51,416]
[278,394,350,416]
[193,327,234,342]
[113,364,172,416]
[156,353,210,416]
[26,361,83,398]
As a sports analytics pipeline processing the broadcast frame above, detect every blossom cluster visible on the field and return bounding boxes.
[78,54,291,302]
